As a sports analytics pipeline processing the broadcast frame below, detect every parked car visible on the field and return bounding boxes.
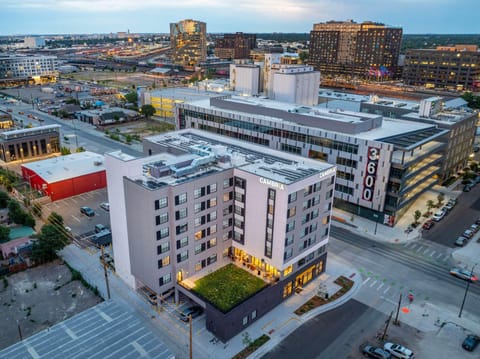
[383,343,414,359]
[441,206,449,214]
[450,267,478,282]
[95,224,107,233]
[179,305,203,322]
[362,344,392,359]
[455,236,468,247]
[463,184,473,192]
[432,210,446,222]
[80,206,95,217]
[422,220,434,230]
[476,218,480,226]
[100,202,110,212]
[462,229,474,239]
[470,224,480,233]
[462,334,480,351]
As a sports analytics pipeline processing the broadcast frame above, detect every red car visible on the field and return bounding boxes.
[422,220,434,230]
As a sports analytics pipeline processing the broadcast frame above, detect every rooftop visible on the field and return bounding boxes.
[133,129,334,190]
[22,151,105,183]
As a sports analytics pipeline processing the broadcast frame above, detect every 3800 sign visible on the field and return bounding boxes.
[362,147,380,201]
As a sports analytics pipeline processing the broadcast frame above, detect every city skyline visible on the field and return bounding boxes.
[1,0,479,36]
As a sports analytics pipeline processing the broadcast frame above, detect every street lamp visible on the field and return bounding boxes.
[458,263,478,318]
[373,213,379,235]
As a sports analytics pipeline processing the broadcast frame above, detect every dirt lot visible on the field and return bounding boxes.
[0,260,102,350]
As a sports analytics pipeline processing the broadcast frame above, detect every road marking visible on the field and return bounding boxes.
[416,246,423,253]
[363,277,371,285]
[70,197,78,203]
[377,283,384,291]
[429,250,436,257]
[403,242,411,247]
[409,243,417,249]
[132,341,148,357]
[383,287,390,294]
[423,247,431,255]
[71,215,81,223]
[436,252,443,259]
[369,280,377,288]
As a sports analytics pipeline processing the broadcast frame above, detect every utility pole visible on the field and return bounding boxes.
[459,263,477,318]
[16,320,23,341]
[189,315,193,359]
[101,246,111,300]
[394,294,402,325]
[381,311,393,341]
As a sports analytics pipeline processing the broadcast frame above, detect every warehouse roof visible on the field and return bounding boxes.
[22,151,105,183]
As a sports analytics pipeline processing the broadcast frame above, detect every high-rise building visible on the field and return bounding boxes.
[214,32,257,60]
[106,129,335,341]
[403,45,480,90]
[308,20,402,80]
[170,19,207,71]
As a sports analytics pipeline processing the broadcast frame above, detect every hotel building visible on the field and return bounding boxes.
[105,129,335,340]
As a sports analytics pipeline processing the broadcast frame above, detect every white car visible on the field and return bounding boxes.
[384,343,414,359]
[100,202,110,212]
[432,210,445,222]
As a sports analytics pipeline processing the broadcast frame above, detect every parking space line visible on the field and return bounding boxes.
[71,215,81,223]
[429,250,436,257]
[377,283,384,291]
[403,242,411,247]
[416,246,423,253]
[369,280,377,288]
[436,252,443,259]
[363,277,371,285]
[423,247,430,255]
[70,198,78,203]
[383,287,390,294]
[409,243,417,250]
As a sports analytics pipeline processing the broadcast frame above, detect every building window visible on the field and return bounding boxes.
[194,203,202,213]
[159,273,171,286]
[251,310,257,320]
[287,206,296,218]
[209,197,217,207]
[209,183,217,193]
[175,208,187,220]
[176,237,188,249]
[177,251,189,263]
[224,192,233,202]
[176,223,188,235]
[286,221,295,232]
[285,236,294,246]
[242,316,248,326]
[235,177,246,189]
[157,256,170,268]
[224,178,233,188]
[284,248,293,260]
[175,193,187,205]
[156,213,168,225]
[157,242,170,254]
[194,188,203,199]
[157,227,169,240]
[155,197,168,210]
[288,192,297,203]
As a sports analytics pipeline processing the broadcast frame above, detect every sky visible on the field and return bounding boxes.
[0,0,478,36]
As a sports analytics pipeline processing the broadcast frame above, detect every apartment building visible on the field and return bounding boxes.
[170,19,207,71]
[309,20,402,80]
[176,95,448,225]
[0,54,57,83]
[105,129,335,340]
[403,45,480,90]
[214,32,257,60]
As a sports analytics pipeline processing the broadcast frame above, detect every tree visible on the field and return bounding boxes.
[0,225,10,243]
[141,104,156,119]
[0,191,9,208]
[426,199,435,213]
[298,51,308,63]
[8,200,25,224]
[413,210,422,225]
[124,91,138,104]
[31,224,68,263]
[437,193,445,207]
[47,212,64,226]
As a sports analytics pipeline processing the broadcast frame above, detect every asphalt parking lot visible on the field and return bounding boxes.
[42,188,110,238]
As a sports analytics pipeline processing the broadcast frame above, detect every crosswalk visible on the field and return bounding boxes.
[402,241,451,263]
[359,273,417,303]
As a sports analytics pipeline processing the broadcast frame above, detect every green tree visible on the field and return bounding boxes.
[31,224,69,263]
[437,193,445,207]
[413,210,422,225]
[0,191,9,208]
[0,225,10,243]
[124,91,138,104]
[141,104,156,119]
[7,200,25,224]
[426,199,435,213]
[24,214,35,228]
[298,51,308,63]
[47,212,64,226]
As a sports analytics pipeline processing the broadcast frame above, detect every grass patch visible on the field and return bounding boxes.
[232,334,270,359]
[193,264,266,312]
[294,276,354,316]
